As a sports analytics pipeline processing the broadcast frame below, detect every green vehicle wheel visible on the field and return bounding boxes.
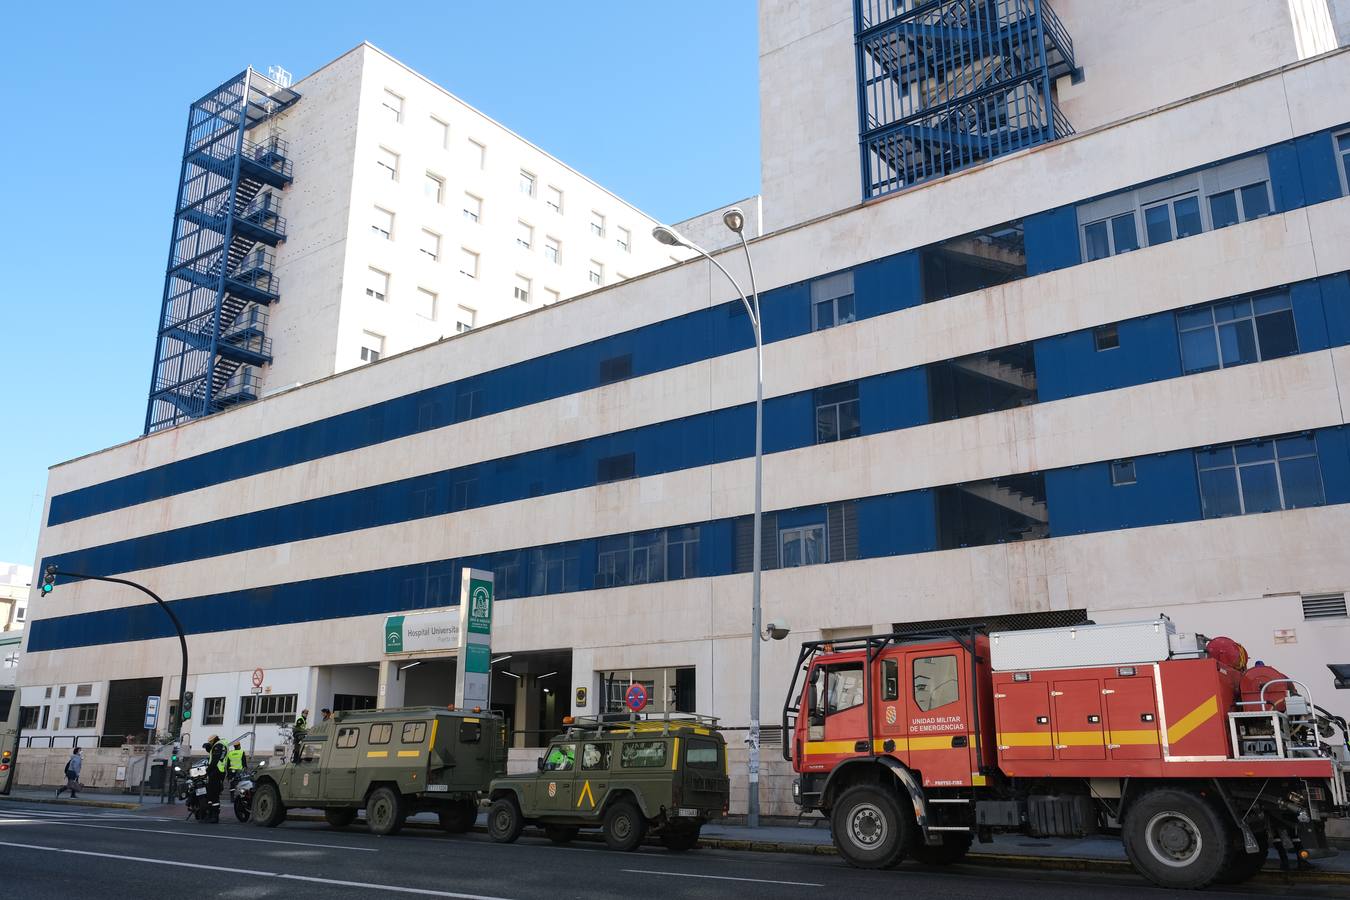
[366,786,405,837]
[252,782,286,828]
[602,800,647,852]
[488,797,524,844]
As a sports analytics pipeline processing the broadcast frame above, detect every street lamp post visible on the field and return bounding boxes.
[43,565,189,743]
[653,209,764,827]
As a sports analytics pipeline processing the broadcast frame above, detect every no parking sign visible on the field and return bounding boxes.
[624,682,648,713]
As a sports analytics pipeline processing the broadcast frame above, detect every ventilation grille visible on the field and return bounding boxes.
[1302,593,1348,620]
[892,609,1089,635]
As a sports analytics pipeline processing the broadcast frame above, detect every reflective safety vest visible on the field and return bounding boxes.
[226,748,246,772]
[294,715,308,731]
[211,741,227,773]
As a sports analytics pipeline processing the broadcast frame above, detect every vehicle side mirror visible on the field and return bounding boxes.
[537,756,545,771]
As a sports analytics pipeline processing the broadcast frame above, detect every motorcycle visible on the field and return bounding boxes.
[175,757,211,822]
[229,768,255,822]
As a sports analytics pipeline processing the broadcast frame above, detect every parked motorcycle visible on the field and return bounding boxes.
[229,768,255,822]
[175,757,211,822]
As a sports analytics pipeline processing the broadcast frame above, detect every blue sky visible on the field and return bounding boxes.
[0,2,760,568]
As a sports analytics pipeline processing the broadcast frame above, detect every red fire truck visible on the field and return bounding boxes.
[783,617,1349,888]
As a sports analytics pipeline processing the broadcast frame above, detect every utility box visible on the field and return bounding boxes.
[991,618,1176,671]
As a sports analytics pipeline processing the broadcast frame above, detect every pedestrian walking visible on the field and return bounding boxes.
[55,747,82,798]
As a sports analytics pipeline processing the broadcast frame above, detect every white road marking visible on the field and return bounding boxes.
[0,839,516,898]
[10,817,379,851]
[621,868,824,887]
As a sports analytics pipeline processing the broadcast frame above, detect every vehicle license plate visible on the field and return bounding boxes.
[677,808,699,817]
[195,787,207,795]
[426,784,449,792]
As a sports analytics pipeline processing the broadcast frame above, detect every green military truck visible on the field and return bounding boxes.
[487,713,730,851]
[251,706,505,836]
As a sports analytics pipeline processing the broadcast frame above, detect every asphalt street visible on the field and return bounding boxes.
[0,801,1343,900]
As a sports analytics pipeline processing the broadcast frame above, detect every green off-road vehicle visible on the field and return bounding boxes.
[487,713,729,851]
[251,706,505,836]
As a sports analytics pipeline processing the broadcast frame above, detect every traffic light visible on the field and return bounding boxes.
[40,566,57,596]
[182,691,194,722]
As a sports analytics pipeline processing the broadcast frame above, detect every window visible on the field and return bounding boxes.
[620,741,667,768]
[818,663,864,716]
[1143,193,1202,245]
[666,526,700,580]
[686,740,718,768]
[371,206,393,239]
[1094,323,1119,351]
[597,530,670,588]
[811,271,856,331]
[544,287,561,305]
[401,721,427,743]
[598,353,632,385]
[459,248,479,279]
[1302,593,1347,620]
[1083,213,1140,261]
[922,221,1026,302]
[203,696,225,726]
[415,287,438,320]
[44,687,51,698]
[519,169,536,197]
[928,342,1038,420]
[588,260,603,286]
[590,211,605,237]
[460,719,482,743]
[336,727,359,749]
[430,116,449,148]
[780,522,826,567]
[582,742,612,770]
[516,220,533,250]
[463,192,482,223]
[424,172,445,203]
[1207,182,1272,228]
[381,89,403,124]
[1337,132,1350,196]
[419,229,441,261]
[543,743,575,771]
[545,185,563,214]
[375,146,399,180]
[452,478,477,510]
[237,693,296,725]
[360,331,385,363]
[597,452,635,483]
[913,655,959,711]
[882,658,899,702]
[529,543,580,595]
[369,723,393,744]
[20,707,39,729]
[455,305,476,333]
[936,472,1048,549]
[75,684,92,698]
[544,236,561,264]
[365,267,389,301]
[514,274,531,303]
[1177,291,1297,374]
[58,686,66,698]
[70,704,98,729]
[1197,435,1325,519]
[815,382,861,444]
[1111,459,1137,486]
[616,226,630,252]
[300,741,322,763]
[467,138,486,169]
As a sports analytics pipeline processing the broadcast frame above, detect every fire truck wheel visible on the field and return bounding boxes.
[1123,788,1234,889]
[911,833,972,866]
[831,784,912,869]
[1216,828,1269,884]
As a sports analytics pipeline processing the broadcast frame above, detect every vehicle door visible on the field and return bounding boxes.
[575,741,612,818]
[537,742,576,813]
[872,652,907,760]
[679,737,728,812]
[904,647,974,787]
[289,738,325,803]
[800,654,869,773]
[323,726,361,799]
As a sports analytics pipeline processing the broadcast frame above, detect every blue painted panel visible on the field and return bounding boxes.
[1024,205,1081,276]
[1044,451,1202,536]
[1034,314,1181,402]
[777,505,827,528]
[762,281,811,344]
[1268,141,1306,213]
[854,253,921,320]
[1315,427,1350,506]
[860,368,929,434]
[1322,272,1350,347]
[1290,280,1330,352]
[1295,131,1345,209]
[856,491,937,558]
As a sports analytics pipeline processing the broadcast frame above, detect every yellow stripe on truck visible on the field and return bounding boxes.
[366,750,389,758]
[1167,696,1218,745]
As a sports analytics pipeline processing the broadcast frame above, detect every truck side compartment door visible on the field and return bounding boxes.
[995,680,1054,761]
[1104,676,1161,759]
[324,726,361,799]
[1051,679,1105,760]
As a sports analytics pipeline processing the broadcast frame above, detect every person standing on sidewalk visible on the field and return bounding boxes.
[203,736,227,823]
[55,747,82,798]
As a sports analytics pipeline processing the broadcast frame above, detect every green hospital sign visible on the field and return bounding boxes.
[468,578,494,634]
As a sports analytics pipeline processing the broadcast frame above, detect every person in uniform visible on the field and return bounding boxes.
[203,735,227,823]
[291,709,309,763]
[226,741,248,775]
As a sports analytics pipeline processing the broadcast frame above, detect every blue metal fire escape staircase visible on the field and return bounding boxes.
[855,0,1077,199]
[144,68,299,433]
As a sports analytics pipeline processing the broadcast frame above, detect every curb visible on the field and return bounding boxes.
[0,794,143,811]
[278,813,1350,885]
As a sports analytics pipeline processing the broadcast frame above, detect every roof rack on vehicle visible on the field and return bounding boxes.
[563,711,721,737]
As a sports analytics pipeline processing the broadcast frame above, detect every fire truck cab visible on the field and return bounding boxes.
[783,618,1350,889]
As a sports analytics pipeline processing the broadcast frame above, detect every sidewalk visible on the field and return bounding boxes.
[5,787,1346,883]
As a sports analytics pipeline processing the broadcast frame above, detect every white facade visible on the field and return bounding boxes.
[1,562,30,632]
[17,6,1350,808]
[257,43,690,394]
